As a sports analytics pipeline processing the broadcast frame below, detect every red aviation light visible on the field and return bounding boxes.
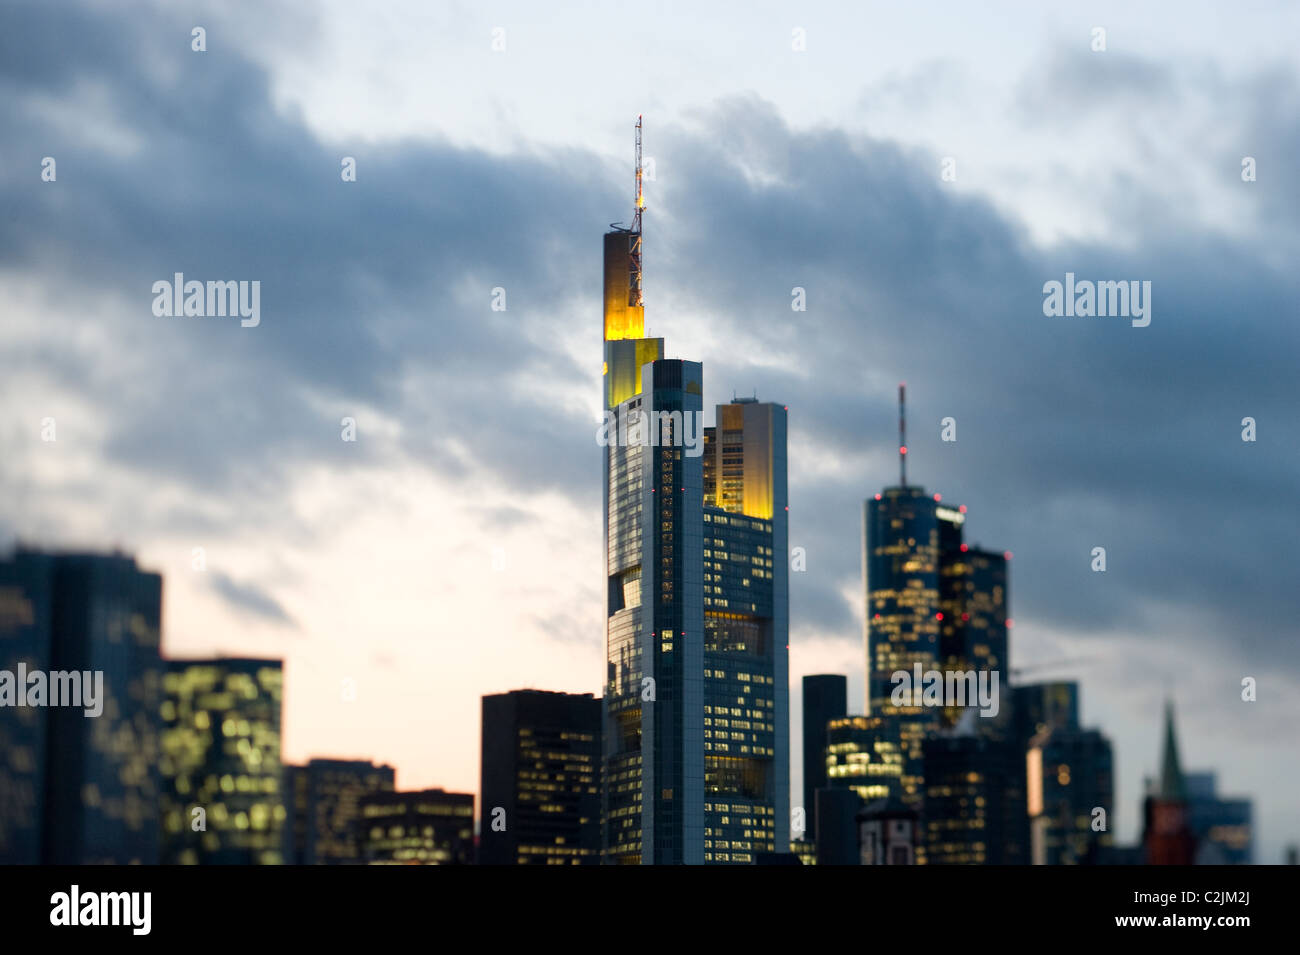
[958,505,967,514]
[874,493,882,501]
[934,493,942,502]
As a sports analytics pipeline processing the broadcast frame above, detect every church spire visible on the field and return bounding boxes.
[1157,698,1187,801]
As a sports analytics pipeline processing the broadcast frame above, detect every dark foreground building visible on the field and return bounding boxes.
[358,789,474,864]
[480,690,601,865]
[283,758,396,864]
[0,549,163,864]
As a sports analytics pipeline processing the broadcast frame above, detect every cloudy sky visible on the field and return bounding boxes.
[3,0,1297,859]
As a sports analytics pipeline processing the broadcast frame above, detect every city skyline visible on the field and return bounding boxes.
[2,0,1297,862]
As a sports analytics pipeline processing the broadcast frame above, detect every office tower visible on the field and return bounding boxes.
[800,674,847,836]
[1026,725,1114,864]
[814,787,863,865]
[479,690,601,865]
[1142,700,1196,865]
[922,731,1026,864]
[358,789,474,864]
[701,397,788,864]
[160,657,285,864]
[858,796,919,865]
[0,551,53,864]
[824,715,904,804]
[938,542,1008,732]
[864,480,941,809]
[1013,682,1080,744]
[0,549,163,864]
[1185,772,1252,865]
[601,120,788,864]
[283,758,396,864]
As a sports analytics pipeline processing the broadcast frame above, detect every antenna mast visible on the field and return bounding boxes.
[899,383,907,487]
[628,115,644,308]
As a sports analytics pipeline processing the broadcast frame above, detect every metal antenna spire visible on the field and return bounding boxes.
[628,115,644,308]
[899,383,907,487]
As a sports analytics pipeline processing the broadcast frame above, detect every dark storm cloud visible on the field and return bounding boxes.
[2,0,1297,688]
[649,94,1299,670]
[0,0,614,523]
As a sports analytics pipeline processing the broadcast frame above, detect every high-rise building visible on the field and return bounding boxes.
[1026,725,1114,865]
[814,787,863,865]
[1142,700,1196,865]
[864,481,943,811]
[701,397,788,864]
[0,551,53,864]
[600,121,788,864]
[0,549,163,864]
[922,732,1022,864]
[1013,682,1079,745]
[824,715,904,804]
[358,789,474,864]
[1185,771,1252,865]
[800,674,847,837]
[479,690,601,865]
[283,758,396,864]
[159,657,285,864]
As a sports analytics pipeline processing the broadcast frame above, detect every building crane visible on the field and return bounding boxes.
[1009,657,1097,681]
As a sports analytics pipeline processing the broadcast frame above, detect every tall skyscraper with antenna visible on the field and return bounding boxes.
[600,118,788,863]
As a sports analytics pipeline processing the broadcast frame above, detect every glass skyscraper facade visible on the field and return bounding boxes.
[600,212,788,864]
[0,549,163,864]
[160,657,285,864]
[864,486,943,810]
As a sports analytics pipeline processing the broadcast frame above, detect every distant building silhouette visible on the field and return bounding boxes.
[283,758,395,864]
[358,789,473,864]
[1185,771,1252,865]
[800,674,847,841]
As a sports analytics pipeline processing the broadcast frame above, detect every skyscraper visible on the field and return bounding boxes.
[864,482,943,808]
[480,690,601,865]
[600,119,788,864]
[1026,725,1114,865]
[159,657,285,864]
[801,674,847,835]
[701,397,788,864]
[283,758,396,865]
[922,731,1023,864]
[0,549,163,864]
